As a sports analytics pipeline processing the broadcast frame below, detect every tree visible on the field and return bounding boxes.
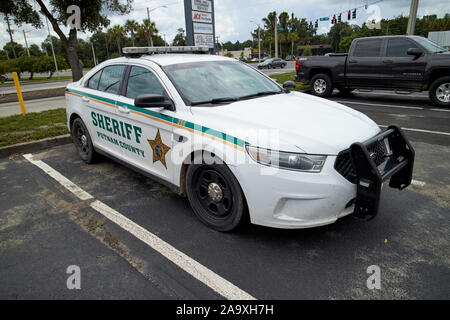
[16,56,39,79]
[172,28,186,46]
[36,55,68,79]
[287,33,299,57]
[108,25,125,55]
[29,44,43,57]
[125,19,139,47]
[3,42,24,58]
[137,19,158,47]
[1,0,132,81]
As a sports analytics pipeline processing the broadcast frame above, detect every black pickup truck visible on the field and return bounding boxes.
[295,35,450,107]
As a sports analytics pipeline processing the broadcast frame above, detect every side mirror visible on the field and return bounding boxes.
[134,94,174,110]
[407,48,422,58]
[283,80,296,91]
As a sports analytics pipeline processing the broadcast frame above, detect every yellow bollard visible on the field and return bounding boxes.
[12,72,26,116]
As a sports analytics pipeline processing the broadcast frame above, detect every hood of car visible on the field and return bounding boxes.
[190,92,380,155]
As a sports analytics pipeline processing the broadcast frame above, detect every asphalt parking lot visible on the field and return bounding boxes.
[0,90,449,299]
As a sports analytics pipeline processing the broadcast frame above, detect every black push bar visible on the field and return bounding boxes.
[349,125,415,220]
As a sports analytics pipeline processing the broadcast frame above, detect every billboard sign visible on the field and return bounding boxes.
[192,11,212,23]
[185,0,216,51]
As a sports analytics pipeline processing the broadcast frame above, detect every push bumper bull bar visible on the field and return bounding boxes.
[349,125,415,220]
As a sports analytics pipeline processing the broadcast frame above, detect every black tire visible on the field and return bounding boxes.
[282,64,286,68]
[337,87,354,95]
[186,161,247,232]
[71,117,99,164]
[429,76,450,107]
[310,73,333,97]
[268,64,272,69]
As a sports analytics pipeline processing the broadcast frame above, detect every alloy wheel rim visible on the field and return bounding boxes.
[314,79,327,94]
[436,83,450,103]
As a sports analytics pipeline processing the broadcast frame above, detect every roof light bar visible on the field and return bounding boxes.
[122,46,210,55]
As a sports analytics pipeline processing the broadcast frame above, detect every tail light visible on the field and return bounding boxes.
[295,60,300,71]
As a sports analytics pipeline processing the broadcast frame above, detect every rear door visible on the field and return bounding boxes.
[80,64,126,154]
[346,38,385,88]
[382,37,427,89]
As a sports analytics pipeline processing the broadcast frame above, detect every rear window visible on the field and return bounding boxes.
[98,65,126,94]
[353,39,383,57]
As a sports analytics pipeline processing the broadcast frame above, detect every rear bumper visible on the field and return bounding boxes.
[347,125,415,220]
[295,72,309,85]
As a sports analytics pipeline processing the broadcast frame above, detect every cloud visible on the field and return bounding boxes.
[0,0,449,49]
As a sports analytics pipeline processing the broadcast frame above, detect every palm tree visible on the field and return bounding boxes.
[137,19,158,47]
[125,19,139,47]
[288,32,299,57]
[107,25,125,55]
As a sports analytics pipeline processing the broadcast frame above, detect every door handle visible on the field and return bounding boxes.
[348,60,357,64]
[82,97,90,103]
[383,60,393,64]
[118,106,130,114]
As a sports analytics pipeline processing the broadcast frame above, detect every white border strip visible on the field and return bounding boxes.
[90,200,255,300]
[333,100,423,110]
[379,125,450,136]
[23,153,255,300]
[23,153,93,200]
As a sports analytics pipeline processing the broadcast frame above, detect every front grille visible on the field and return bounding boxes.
[334,139,389,184]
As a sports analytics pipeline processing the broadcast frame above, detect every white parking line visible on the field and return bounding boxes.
[23,153,93,200]
[23,153,255,300]
[333,100,423,110]
[379,125,450,136]
[90,200,255,300]
[411,180,426,187]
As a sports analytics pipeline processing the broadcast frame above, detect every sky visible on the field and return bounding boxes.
[1,0,449,50]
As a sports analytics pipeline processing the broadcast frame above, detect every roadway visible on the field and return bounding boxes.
[0,86,449,300]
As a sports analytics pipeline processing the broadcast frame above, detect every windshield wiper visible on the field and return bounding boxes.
[238,90,283,100]
[190,97,239,106]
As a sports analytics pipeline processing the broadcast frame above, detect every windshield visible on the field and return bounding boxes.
[163,61,282,105]
[413,37,448,53]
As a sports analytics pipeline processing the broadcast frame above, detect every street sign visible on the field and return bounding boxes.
[185,0,216,52]
[319,17,329,21]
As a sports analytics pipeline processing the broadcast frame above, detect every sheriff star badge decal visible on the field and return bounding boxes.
[148,129,171,169]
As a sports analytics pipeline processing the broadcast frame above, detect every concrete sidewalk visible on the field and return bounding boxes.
[0,96,66,117]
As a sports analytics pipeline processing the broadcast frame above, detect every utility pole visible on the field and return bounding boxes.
[250,21,261,62]
[274,15,278,58]
[90,41,97,66]
[23,30,30,56]
[146,5,167,47]
[5,14,17,58]
[215,35,220,54]
[406,0,419,35]
[46,17,59,73]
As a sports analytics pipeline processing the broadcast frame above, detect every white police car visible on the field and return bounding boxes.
[65,46,415,231]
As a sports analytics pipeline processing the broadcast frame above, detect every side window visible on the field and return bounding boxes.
[353,39,383,57]
[98,65,125,94]
[386,39,419,57]
[87,70,102,90]
[125,66,165,100]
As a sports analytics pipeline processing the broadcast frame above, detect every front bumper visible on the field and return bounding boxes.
[230,125,414,229]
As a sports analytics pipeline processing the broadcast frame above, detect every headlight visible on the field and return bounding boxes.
[246,146,326,173]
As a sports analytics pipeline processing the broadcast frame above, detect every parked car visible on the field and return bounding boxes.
[296,35,450,107]
[65,47,414,231]
[257,58,287,69]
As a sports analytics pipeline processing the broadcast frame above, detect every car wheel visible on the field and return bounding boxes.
[429,76,450,107]
[310,73,333,98]
[71,117,99,164]
[268,64,272,69]
[282,64,286,68]
[186,162,247,232]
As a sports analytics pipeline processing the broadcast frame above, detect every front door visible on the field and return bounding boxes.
[114,64,175,183]
[382,37,427,90]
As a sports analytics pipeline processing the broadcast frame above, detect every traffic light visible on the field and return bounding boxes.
[352,9,356,19]
[338,13,342,23]
[348,10,351,20]
[332,15,336,24]
[315,20,318,28]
